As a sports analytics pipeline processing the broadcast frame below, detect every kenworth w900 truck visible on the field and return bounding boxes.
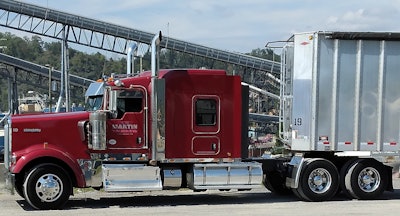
[4,31,399,209]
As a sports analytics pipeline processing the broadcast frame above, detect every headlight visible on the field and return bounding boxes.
[11,153,17,164]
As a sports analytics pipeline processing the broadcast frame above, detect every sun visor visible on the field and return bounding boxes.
[85,82,105,97]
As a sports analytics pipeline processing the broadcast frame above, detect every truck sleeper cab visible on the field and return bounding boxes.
[5,68,264,210]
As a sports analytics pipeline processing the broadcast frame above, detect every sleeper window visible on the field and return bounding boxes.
[195,99,217,126]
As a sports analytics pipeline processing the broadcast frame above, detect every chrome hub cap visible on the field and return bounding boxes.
[35,174,63,202]
[358,167,380,192]
[308,168,332,194]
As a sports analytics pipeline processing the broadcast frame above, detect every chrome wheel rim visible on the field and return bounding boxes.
[357,167,381,192]
[308,168,332,194]
[35,174,63,202]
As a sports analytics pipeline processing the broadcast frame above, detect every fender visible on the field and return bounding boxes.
[12,144,87,187]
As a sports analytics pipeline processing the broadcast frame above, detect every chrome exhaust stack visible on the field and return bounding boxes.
[150,31,162,162]
[127,43,138,75]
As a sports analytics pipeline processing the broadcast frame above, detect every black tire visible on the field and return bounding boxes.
[14,174,25,198]
[23,164,72,210]
[292,188,301,199]
[297,159,339,201]
[339,158,358,199]
[344,159,387,200]
[292,187,311,201]
[263,172,292,195]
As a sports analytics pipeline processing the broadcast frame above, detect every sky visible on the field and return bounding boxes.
[8,0,400,54]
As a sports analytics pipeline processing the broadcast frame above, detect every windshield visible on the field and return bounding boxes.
[85,95,103,111]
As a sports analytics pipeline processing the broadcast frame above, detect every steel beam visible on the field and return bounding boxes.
[0,0,281,74]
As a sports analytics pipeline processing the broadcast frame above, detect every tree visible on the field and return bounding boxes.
[246,48,280,62]
[0,32,281,110]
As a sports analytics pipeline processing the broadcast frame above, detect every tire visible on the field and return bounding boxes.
[297,158,339,201]
[339,158,358,199]
[344,159,387,200]
[292,188,301,199]
[292,187,311,201]
[263,172,292,195]
[23,164,72,210]
[14,175,25,198]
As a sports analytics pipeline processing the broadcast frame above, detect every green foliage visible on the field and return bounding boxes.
[0,32,277,112]
[245,48,280,62]
[270,138,290,155]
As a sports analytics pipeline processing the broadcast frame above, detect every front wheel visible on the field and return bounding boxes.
[14,173,25,198]
[23,164,72,210]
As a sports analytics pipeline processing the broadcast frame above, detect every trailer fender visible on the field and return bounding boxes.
[285,154,305,189]
[11,144,86,187]
[386,165,394,192]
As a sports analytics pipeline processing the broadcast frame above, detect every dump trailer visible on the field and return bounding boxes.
[280,31,399,201]
[3,31,399,210]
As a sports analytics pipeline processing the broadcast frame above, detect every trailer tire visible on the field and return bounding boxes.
[344,159,387,200]
[339,158,358,199]
[23,164,72,210]
[263,172,292,195]
[297,158,339,201]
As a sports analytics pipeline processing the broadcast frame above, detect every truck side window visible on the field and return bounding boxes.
[195,99,217,126]
[116,89,143,118]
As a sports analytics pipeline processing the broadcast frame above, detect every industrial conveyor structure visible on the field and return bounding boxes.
[0,0,281,75]
[0,52,93,88]
[0,0,280,115]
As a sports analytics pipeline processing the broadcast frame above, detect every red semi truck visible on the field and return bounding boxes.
[3,31,398,209]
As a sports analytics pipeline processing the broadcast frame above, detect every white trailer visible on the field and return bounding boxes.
[279,31,400,201]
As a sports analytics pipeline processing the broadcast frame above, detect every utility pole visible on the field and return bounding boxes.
[45,64,53,112]
[56,25,70,112]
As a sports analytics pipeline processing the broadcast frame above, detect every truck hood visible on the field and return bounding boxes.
[10,111,90,153]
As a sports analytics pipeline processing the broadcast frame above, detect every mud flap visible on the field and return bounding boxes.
[386,165,394,192]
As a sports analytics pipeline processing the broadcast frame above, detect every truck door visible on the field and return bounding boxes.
[191,95,220,155]
[107,87,148,150]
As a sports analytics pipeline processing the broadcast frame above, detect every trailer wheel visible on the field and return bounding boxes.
[263,172,292,195]
[339,158,358,199]
[23,164,72,210]
[344,159,387,200]
[297,158,339,201]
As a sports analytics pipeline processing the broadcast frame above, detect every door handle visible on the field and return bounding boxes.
[211,143,217,150]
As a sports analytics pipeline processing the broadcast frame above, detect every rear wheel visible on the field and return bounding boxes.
[296,158,339,201]
[344,159,387,200]
[263,171,292,195]
[23,164,72,210]
[339,158,358,199]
